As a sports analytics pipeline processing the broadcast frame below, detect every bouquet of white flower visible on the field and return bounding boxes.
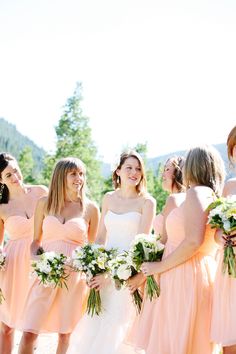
[71,244,117,316]
[31,251,70,288]
[207,196,236,277]
[108,251,143,313]
[129,234,165,301]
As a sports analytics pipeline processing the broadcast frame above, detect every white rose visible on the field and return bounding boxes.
[44,251,56,261]
[117,264,132,280]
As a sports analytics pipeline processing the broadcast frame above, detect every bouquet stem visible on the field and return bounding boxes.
[223,237,236,277]
[132,289,143,314]
[86,288,102,316]
[146,275,160,301]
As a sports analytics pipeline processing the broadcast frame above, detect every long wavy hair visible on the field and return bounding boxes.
[164,156,186,193]
[112,150,147,195]
[46,157,86,215]
[227,126,236,166]
[0,152,19,204]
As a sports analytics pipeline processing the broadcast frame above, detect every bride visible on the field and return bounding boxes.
[67,150,155,354]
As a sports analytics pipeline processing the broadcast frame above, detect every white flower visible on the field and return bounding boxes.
[117,264,132,280]
[43,251,57,261]
[224,220,232,232]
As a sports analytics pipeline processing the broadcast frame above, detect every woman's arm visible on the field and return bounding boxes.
[88,193,110,290]
[94,193,110,245]
[127,197,156,293]
[141,187,207,276]
[30,197,47,256]
[138,197,156,234]
[87,201,100,243]
[223,179,236,197]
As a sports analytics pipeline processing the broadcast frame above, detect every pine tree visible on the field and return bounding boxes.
[43,82,103,202]
[18,146,37,184]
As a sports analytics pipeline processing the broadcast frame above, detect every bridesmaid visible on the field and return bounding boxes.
[0,152,48,354]
[129,155,186,351]
[18,157,99,354]
[211,125,236,354]
[153,156,186,242]
[140,145,225,354]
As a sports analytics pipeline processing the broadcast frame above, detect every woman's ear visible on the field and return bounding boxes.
[116,169,120,177]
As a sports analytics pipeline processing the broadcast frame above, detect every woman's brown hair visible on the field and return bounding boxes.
[112,150,147,195]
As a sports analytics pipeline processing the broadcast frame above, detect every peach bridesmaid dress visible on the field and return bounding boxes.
[131,203,218,354]
[0,216,34,328]
[19,216,88,334]
[211,248,236,346]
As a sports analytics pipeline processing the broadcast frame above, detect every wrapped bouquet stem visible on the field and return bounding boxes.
[71,244,117,316]
[222,232,236,277]
[108,251,143,313]
[207,196,236,277]
[129,234,164,301]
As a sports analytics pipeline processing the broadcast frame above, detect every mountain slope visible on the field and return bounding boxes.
[0,117,45,173]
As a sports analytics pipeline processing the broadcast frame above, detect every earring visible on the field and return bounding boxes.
[0,184,4,201]
[116,176,120,185]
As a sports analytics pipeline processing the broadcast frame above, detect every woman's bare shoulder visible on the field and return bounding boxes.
[223,178,236,196]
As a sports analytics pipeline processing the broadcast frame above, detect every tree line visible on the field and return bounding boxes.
[0,83,167,212]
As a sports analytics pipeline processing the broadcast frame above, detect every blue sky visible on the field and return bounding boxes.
[0,0,236,162]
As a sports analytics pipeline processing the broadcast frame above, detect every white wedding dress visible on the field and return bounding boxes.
[67,211,143,354]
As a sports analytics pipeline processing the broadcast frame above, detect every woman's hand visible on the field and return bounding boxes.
[88,274,110,290]
[230,230,236,237]
[30,240,42,259]
[126,272,145,294]
[141,262,161,276]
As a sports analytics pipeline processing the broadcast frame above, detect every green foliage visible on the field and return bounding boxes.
[151,164,168,213]
[102,175,113,195]
[18,146,36,183]
[43,82,103,202]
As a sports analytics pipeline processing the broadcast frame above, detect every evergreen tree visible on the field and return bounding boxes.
[43,82,103,202]
[18,146,37,184]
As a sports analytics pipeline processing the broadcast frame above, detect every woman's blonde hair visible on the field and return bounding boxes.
[46,157,86,215]
[183,145,225,197]
[227,126,236,165]
[112,150,147,195]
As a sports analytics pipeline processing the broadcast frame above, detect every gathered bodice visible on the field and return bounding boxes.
[42,215,88,246]
[104,210,141,252]
[4,215,34,240]
[166,203,217,256]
